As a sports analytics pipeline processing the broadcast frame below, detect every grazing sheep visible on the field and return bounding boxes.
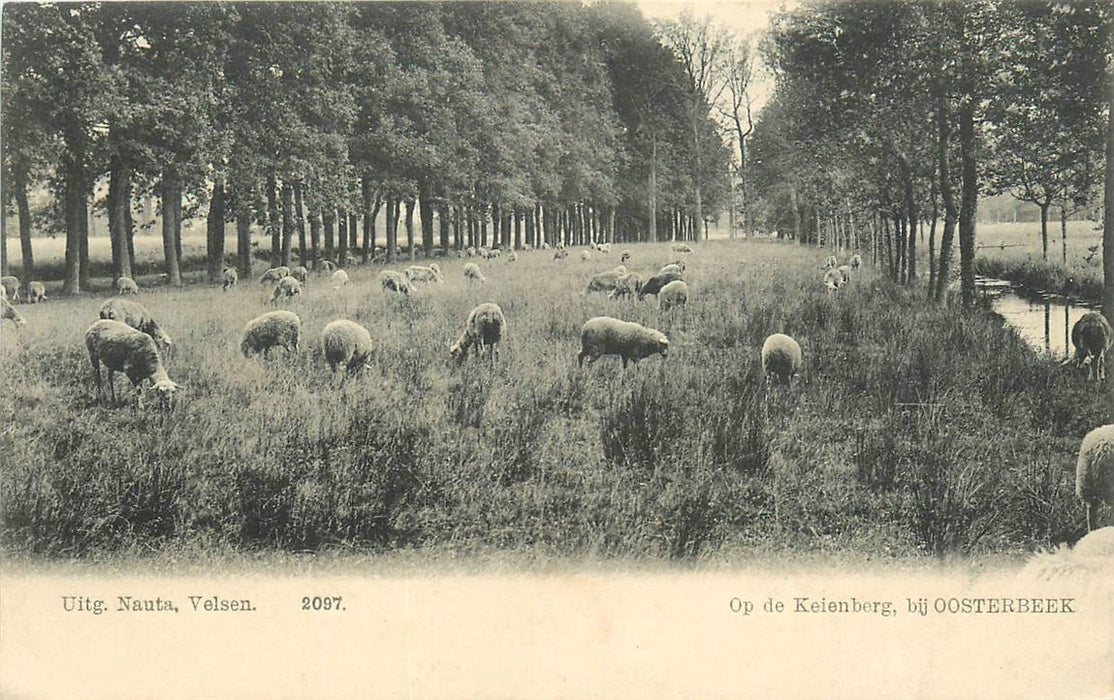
[620,250,631,263]
[2,297,26,326]
[824,267,844,292]
[580,250,591,262]
[638,270,684,300]
[259,266,290,285]
[321,319,374,374]
[659,280,689,313]
[270,275,302,304]
[290,265,310,283]
[823,255,838,269]
[1019,526,1114,584]
[379,270,413,295]
[506,251,518,263]
[99,298,173,349]
[1077,424,1114,531]
[541,242,551,250]
[466,246,477,257]
[612,265,627,276]
[664,259,687,272]
[1,276,20,302]
[331,269,350,289]
[344,252,358,267]
[1067,312,1113,382]
[583,270,623,295]
[463,263,487,284]
[405,264,444,284]
[850,253,863,270]
[222,267,238,291]
[317,259,337,273]
[241,310,301,358]
[553,249,569,260]
[115,276,139,295]
[598,242,611,254]
[578,317,669,368]
[670,243,694,254]
[609,273,643,299]
[837,264,853,285]
[761,333,803,386]
[27,281,47,303]
[657,263,684,277]
[85,319,182,404]
[450,302,507,363]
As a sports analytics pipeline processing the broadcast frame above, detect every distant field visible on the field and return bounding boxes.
[974,220,1103,267]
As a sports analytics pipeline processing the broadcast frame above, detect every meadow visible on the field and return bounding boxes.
[0,239,1107,564]
[970,220,1104,301]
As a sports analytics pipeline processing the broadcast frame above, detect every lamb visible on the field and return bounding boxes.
[580,250,591,262]
[290,265,310,283]
[114,276,139,295]
[608,273,643,299]
[85,319,182,404]
[405,264,444,284]
[450,302,507,363]
[761,333,803,386]
[583,270,623,295]
[99,298,173,349]
[823,255,838,269]
[331,269,350,289]
[321,319,374,374]
[463,263,486,284]
[620,250,631,263]
[259,266,290,284]
[638,270,684,300]
[27,281,47,303]
[1,275,20,302]
[1067,312,1113,382]
[2,298,26,326]
[657,263,684,277]
[270,275,302,304]
[1076,424,1114,531]
[670,242,694,254]
[659,280,689,312]
[850,253,863,270]
[578,317,669,368]
[553,249,569,260]
[379,269,413,295]
[824,267,844,292]
[222,267,238,291]
[241,310,301,358]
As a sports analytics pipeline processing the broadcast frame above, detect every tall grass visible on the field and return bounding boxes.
[0,239,1105,561]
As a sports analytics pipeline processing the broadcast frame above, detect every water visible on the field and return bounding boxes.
[980,276,1100,359]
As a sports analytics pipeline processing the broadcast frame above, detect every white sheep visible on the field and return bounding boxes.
[608,273,643,299]
[506,251,519,263]
[99,298,173,349]
[241,310,301,358]
[331,269,350,289]
[85,319,182,405]
[2,297,26,326]
[463,263,486,284]
[761,333,803,386]
[657,263,684,277]
[27,281,47,303]
[553,249,569,260]
[450,302,507,363]
[290,265,310,283]
[115,276,139,295]
[824,267,844,293]
[343,252,357,267]
[0,284,6,301]
[663,259,687,272]
[578,317,669,368]
[541,242,551,250]
[258,266,290,285]
[823,255,838,269]
[379,270,413,295]
[321,319,374,374]
[317,259,337,273]
[523,244,533,251]
[1019,526,1114,584]
[670,242,694,254]
[598,242,611,254]
[0,275,19,302]
[580,250,591,262]
[583,270,623,295]
[837,264,853,285]
[659,280,689,313]
[405,264,444,284]
[1067,312,1113,382]
[466,246,477,257]
[638,270,684,300]
[222,267,238,291]
[270,275,302,304]
[850,253,863,269]
[613,265,627,276]
[1077,424,1114,531]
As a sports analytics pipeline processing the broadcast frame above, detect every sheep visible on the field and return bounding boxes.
[2,297,26,326]
[379,269,413,295]
[1066,312,1113,382]
[289,265,310,283]
[316,259,337,273]
[259,266,290,285]
[1019,526,1114,584]
[583,270,623,295]
[620,250,631,263]
[553,249,569,260]
[578,317,669,368]
[612,265,627,276]
[466,246,477,257]
[331,269,350,289]
[222,267,238,291]
[837,264,853,285]
[270,275,302,304]
[0,284,5,300]
[608,273,643,299]
[523,244,533,252]
[114,276,139,295]
[659,280,689,313]
[670,242,694,254]
[541,242,551,250]
[405,264,444,284]
[824,267,844,293]
[99,298,173,349]
[1076,424,1114,532]
[343,252,357,267]
[463,263,486,284]
[241,310,301,358]
[664,259,687,272]
[506,251,518,263]
[321,319,374,374]
[85,319,182,405]
[580,250,591,262]
[450,302,507,363]
[657,263,684,277]
[850,253,863,270]
[1,275,20,302]
[823,255,838,269]
[761,333,803,386]
[638,270,684,300]
[27,281,47,303]
[598,242,611,254]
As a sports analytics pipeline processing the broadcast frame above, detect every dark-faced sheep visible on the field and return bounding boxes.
[850,253,863,270]
[463,263,486,284]
[823,255,838,270]
[638,270,684,300]
[553,249,568,261]
[450,302,507,363]
[27,281,47,303]
[321,319,374,375]
[620,250,631,263]
[608,273,643,299]
[99,299,173,350]
[2,298,26,326]
[824,268,844,293]
[380,270,414,295]
[578,317,669,369]
[1077,424,1114,531]
[270,275,302,304]
[222,267,238,291]
[0,276,19,302]
[761,333,803,386]
[242,310,301,358]
[583,270,623,295]
[1067,312,1113,382]
[85,319,182,405]
[670,243,694,254]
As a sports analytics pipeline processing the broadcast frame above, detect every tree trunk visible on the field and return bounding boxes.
[362,177,375,262]
[1039,201,1049,262]
[1,194,7,277]
[207,175,227,282]
[789,184,802,242]
[280,182,294,267]
[15,167,35,279]
[293,182,307,268]
[928,186,938,300]
[419,181,434,256]
[236,207,252,280]
[385,198,396,263]
[404,198,416,260]
[935,90,959,303]
[338,208,349,266]
[958,99,978,308]
[161,174,183,287]
[439,202,450,252]
[266,175,280,267]
[452,205,462,250]
[308,204,322,269]
[324,210,335,258]
[1060,206,1068,265]
[125,191,136,275]
[79,191,91,290]
[898,154,917,283]
[364,196,382,262]
[1103,62,1114,400]
[649,133,658,243]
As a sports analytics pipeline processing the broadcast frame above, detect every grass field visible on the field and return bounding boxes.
[1,239,1108,563]
[970,220,1104,301]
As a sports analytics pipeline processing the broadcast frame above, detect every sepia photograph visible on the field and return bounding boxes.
[1,0,1112,697]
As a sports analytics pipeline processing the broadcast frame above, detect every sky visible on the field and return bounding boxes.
[635,0,784,38]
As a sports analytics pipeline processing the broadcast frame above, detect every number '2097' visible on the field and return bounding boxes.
[302,596,344,611]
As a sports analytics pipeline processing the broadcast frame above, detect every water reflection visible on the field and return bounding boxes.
[981,277,1100,359]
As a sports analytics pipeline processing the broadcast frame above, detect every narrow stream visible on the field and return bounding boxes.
[979,276,1101,359]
